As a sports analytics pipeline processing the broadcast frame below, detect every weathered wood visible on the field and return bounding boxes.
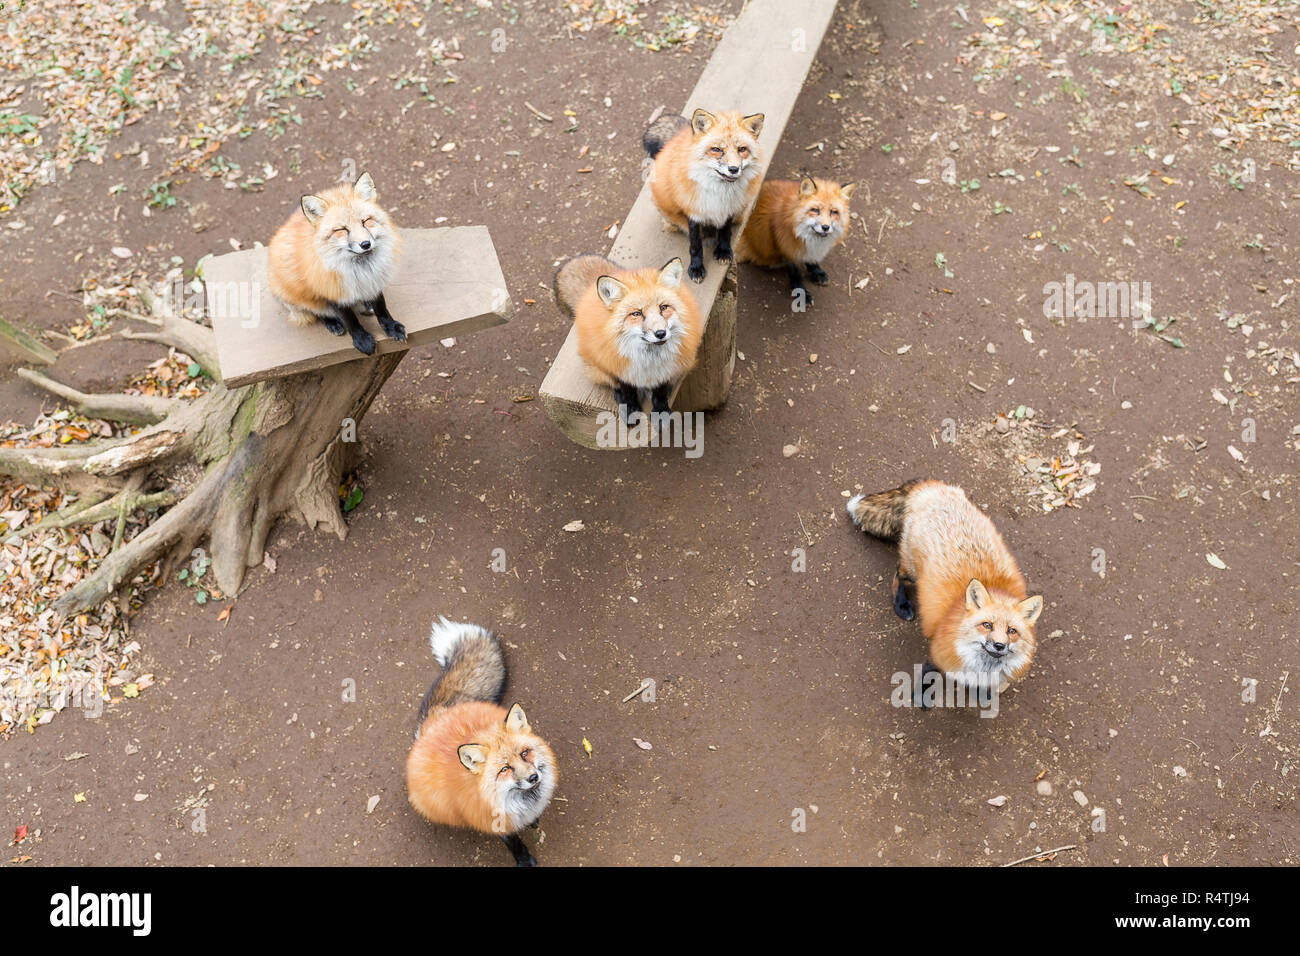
[539,0,838,448]
[205,225,513,388]
[675,265,738,412]
[0,315,58,366]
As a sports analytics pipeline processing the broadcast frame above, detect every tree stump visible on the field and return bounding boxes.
[1,226,511,614]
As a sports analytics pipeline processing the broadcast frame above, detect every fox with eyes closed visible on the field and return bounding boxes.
[267,171,405,356]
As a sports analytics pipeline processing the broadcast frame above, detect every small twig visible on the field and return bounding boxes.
[967,381,987,392]
[621,680,653,704]
[866,340,890,356]
[1002,844,1079,867]
[524,101,553,122]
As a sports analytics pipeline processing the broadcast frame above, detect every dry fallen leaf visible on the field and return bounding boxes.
[1206,553,1227,570]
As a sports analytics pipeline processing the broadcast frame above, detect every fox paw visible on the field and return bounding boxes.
[893,586,916,621]
[382,319,407,342]
[687,260,707,283]
[351,330,377,356]
[321,316,347,336]
[713,244,734,263]
[808,265,829,285]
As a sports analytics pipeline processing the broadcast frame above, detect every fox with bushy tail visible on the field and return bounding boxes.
[406,617,557,865]
[846,480,1044,701]
[553,253,702,423]
[643,109,765,282]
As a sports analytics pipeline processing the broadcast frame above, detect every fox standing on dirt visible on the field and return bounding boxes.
[846,480,1044,697]
[643,108,765,282]
[553,253,703,424]
[406,617,558,866]
[268,171,405,356]
[736,176,856,304]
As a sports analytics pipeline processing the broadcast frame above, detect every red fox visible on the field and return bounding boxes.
[736,176,856,304]
[267,171,405,355]
[846,480,1044,699]
[643,109,765,282]
[553,253,703,423]
[406,617,558,866]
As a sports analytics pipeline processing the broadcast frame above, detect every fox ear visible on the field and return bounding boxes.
[798,176,817,196]
[458,744,487,774]
[596,275,629,307]
[965,579,990,611]
[300,195,328,223]
[1019,595,1043,625]
[353,172,377,201]
[691,109,716,135]
[840,182,857,200]
[659,257,684,288]
[505,703,530,732]
[741,113,765,137]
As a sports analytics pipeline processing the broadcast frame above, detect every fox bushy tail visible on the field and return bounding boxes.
[415,617,507,734]
[553,254,619,318]
[845,480,924,541]
[642,113,689,158]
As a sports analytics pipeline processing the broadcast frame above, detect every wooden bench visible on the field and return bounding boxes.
[203,225,512,386]
[538,0,838,448]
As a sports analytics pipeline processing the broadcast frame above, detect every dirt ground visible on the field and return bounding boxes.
[2,0,1296,867]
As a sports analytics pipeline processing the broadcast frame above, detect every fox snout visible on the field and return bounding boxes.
[348,231,375,255]
[641,316,672,343]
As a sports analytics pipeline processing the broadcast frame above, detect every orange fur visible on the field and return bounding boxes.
[571,259,703,389]
[267,173,401,326]
[736,177,856,267]
[648,110,765,230]
[406,700,556,835]
[850,480,1043,685]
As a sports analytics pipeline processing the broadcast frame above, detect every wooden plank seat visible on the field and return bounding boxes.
[538,0,839,449]
[202,225,513,386]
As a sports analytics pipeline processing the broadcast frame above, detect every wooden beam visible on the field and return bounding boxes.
[204,225,513,387]
[539,0,838,448]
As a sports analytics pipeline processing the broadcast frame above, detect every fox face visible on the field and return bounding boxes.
[793,177,856,247]
[299,172,396,278]
[689,109,764,185]
[596,258,691,352]
[458,703,557,830]
[951,579,1042,681]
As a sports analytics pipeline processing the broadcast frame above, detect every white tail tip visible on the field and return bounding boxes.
[846,494,864,524]
[428,616,492,665]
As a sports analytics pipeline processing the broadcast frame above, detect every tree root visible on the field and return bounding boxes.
[16,367,175,425]
[8,292,405,617]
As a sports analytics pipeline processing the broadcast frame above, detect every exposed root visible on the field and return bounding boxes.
[16,368,175,425]
[7,286,405,617]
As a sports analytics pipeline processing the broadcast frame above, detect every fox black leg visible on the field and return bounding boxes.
[916,661,943,709]
[713,217,735,263]
[502,834,537,867]
[786,263,810,307]
[372,292,407,342]
[612,381,642,426]
[806,261,829,285]
[338,305,376,355]
[892,570,917,621]
[687,219,706,282]
[319,313,347,337]
[650,383,672,415]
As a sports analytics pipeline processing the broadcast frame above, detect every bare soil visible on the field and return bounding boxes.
[2,0,1296,866]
